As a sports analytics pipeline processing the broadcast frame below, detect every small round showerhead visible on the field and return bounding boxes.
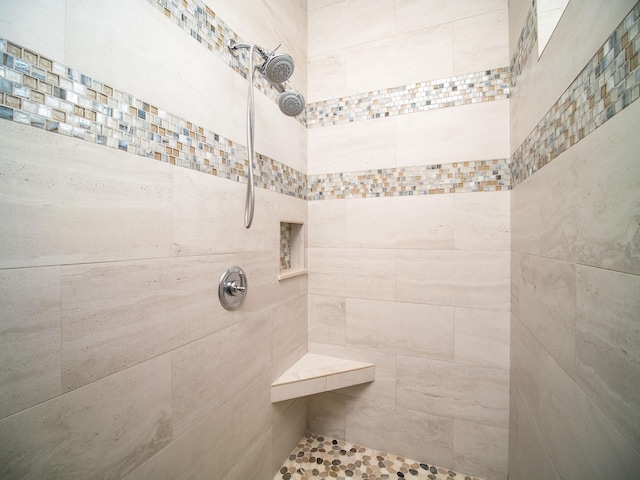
[264,53,295,83]
[278,90,305,117]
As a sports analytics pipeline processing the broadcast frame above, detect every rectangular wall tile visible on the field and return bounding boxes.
[454,191,510,251]
[61,255,236,391]
[0,354,172,480]
[453,8,509,74]
[172,314,271,438]
[397,355,509,428]
[346,298,454,360]
[308,294,346,345]
[576,265,640,452]
[345,397,454,469]
[454,306,510,370]
[0,122,174,268]
[307,391,347,440]
[453,420,508,480]
[0,266,61,419]
[272,295,308,382]
[397,249,510,310]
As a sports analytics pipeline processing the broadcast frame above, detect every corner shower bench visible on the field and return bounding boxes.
[271,353,375,403]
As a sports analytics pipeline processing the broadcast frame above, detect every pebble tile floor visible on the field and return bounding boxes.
[275,433,485,480]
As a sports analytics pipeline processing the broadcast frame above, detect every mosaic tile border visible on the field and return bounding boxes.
[146,0,307,127]
[511,1,640,187]
[276,433,485,480]
[308,159,510,201]
[280,222,292,271]
[0,37,306,200]
[306,69,510,129]
[510,0,538,90]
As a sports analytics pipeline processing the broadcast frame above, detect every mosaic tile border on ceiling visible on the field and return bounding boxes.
[0,37,306,200]
[511,0,640,187]
[146,0,307,127]
[305,68,510,128]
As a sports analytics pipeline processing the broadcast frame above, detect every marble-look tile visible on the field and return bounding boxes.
[271,398,308,474]
[307,391,347,440]
[345,23,454,95]
[308,198,346,248]
[510,315,542,423]
[172,314,271,438]
[271,376,326,403]
[454,306,510,370]
[124,398,234,480]
[233,375,272,460]
[396,101,510,168]
[224,427,274,480]
[271,295,308,382]
[454,191,510,251]
[346,195,454,250]
[308,0,395,57]
[345,397,454,469]
[0,266,61,419]
[453,420,508,480]
[308,52,347,103]
[396,0,506,34]
[0,122,173,268]
[576,265,640,452]
[397,355,509,428]
[0,0,65,61]
[308,294,346,345]
[396,249,510,310]
[308,248,396,301]
[307,116,396,175]
[0,354,172,479]
[517,253,576,377]
[346,298,454,360]
[509,391,562,480]
[60,255,237,391]
[453,8,509,74]
[537,351,640,479]
[309,342,397,406]
[510,173,541,255]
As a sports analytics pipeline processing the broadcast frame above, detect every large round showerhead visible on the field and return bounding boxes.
[278,90,305,117]
[264,53,295,83]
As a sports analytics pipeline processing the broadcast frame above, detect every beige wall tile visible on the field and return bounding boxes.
[346,195,455,250]
[271,398,308,474]
[510,315,542,424]
[308,294,346,345]
[346,298,454,360]
[308,248,396,300]
[537,352,640,479]
[517,253,576,377]
[172,314,272,437]
[454,306,510,370]
[453,8,509,74]
[308,52,347,103]
[510,174,542,256]
[397,355,509,428]
[61,255,236,391]
[272,295,308,381]
[0,266,61,419]
[224,427,274,480]
[0,123,174,269]
[396,101,510,168]
[397,249,510,310]
[233,375,273,459]
[307,392,347,439]
[308,116,396,175]
[396,0,506,34]
[453,420,508,480]
[0,354,172,479]
[345,397,454,468]
[308,199,346,248]
[124,399,234,480]
[454,191,510,251]
[576,266,640,452]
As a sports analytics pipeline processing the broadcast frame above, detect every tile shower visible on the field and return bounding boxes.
[0,1,638,480]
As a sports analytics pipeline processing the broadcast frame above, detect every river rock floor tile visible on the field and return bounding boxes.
[275,433,485,480]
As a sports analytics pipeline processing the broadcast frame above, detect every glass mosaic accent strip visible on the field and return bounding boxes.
[308,159,510,200]
[280,222,292,271]
[306,69,510,128]
[0,37,307,200]
[276,433,486,480]
[510,0,538,90]
[511,1,640,187]
[146,0,307,127]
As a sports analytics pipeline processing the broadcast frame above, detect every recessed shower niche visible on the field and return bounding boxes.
[279,221,306,280]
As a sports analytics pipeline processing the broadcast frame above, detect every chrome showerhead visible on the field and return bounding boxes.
[278,90,305,117]
[264,53,295,83]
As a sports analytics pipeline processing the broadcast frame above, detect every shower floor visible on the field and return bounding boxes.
[275,433,485,480]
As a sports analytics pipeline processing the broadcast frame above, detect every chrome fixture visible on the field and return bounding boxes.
[218,266,248,311]
[228,39,305,228]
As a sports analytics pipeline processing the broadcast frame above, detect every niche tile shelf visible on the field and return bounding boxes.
[279,221,306,280]
[271,353,375,403]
